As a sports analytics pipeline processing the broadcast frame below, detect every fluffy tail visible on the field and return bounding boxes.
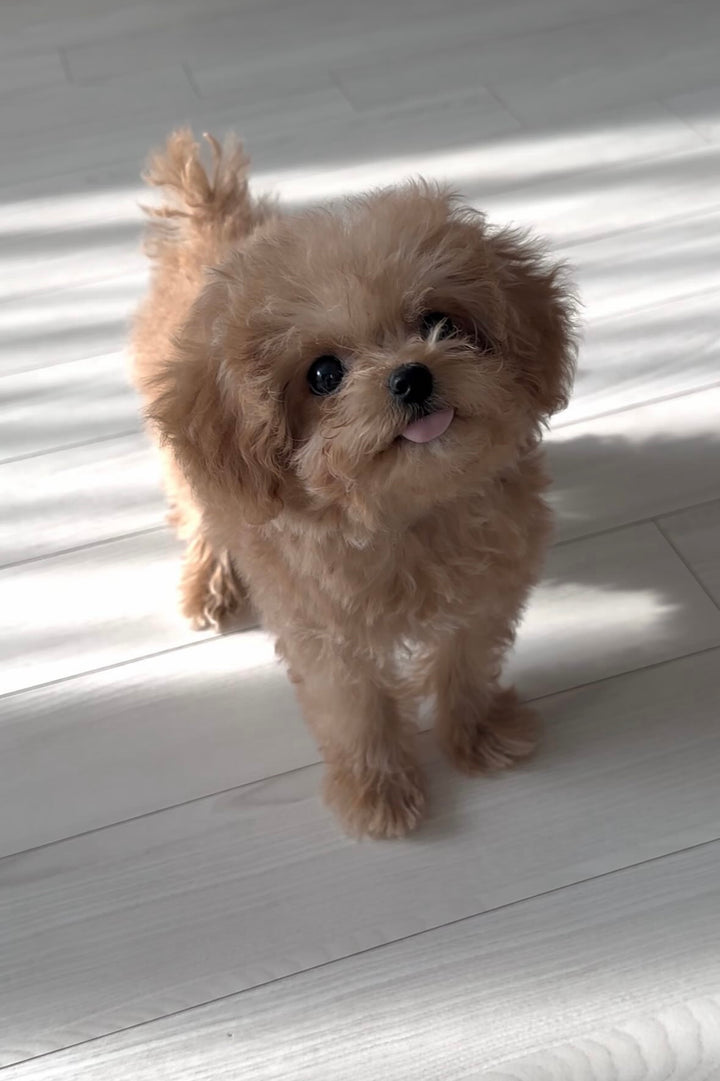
[141,128,270,259]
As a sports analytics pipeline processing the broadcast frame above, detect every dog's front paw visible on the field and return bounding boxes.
[323,759,426,839]
[442,687,540,775]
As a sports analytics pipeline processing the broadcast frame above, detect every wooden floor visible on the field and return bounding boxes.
[2,0,720,1076]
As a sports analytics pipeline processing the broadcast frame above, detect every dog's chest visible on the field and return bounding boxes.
[254,470,549,644]
[283,512,513,639]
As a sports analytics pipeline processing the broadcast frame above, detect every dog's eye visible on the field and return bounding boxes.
[420,311,459,341]
[307,355,345,396]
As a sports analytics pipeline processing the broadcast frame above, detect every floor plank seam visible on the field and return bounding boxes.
[0,632,232,703]
[654,516,720,612]
[551,378,720,431]
[0,758,316,866]
[4,832,719,1074]
[558,196,720,253]
[0,524,166,572]
[550,498,720,550]
[179,60,201,98]
[527,641,720,703]
[325,64,354,111]
[0,428,143,468]
[587,283,720,330]
[57,46,73,86]
[0,264,144,311]
[662,97,717,147]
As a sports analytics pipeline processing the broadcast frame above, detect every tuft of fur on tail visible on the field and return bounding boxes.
[141,128,271,257]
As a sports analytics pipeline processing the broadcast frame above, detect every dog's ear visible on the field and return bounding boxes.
[487,226,578,418]
[149,276,291,524]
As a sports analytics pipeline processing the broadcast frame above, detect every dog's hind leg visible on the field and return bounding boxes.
[165,470,253,632]
[178,530,252,631]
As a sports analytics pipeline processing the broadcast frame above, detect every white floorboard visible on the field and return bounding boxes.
[0,530,194,696]
[0,354,139,460]
[0,631,295,857]
[507,522,720,698]
[0,432,163,566]
[3,0,720,1074]
[484,996,720,1080]
[548,386,720,542]
[0,275,143,374]
[2,841,719,1076]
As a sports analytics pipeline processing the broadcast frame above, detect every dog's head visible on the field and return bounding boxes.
[152,184,577,533]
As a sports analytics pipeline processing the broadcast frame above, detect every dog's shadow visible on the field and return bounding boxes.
[402,724,557,845]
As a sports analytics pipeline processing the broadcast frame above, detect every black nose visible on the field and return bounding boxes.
[388,363,434,406]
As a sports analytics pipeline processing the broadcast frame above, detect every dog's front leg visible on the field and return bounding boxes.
[282,639,426,839]
[433,623,540,775]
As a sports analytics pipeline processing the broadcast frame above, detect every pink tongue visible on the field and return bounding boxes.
[402,407,455,444]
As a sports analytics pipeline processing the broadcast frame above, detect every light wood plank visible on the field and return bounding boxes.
[331,0,720,119]
[0,353,139,460]
[0,75,517,193]
[0,64,196,143]
[186,57,354,120]
[0,93,700,208]
[247,113,720,258]
[483,996,720,1079]
[58,0,667,86]
[0,66,353,194]
[0,50,67,96]
[487,6,720,127]
[0,432,163,566]
[416,98,703,199]
[0,530,198,696]
[548,387,720,541]
[0,238,143,307]
[569,209,720,324]
[0,274,143,374]
[333,16,614,112]
[506,522,720,699]
[560,288,720,425]
[1,696,719,1066]
[4,847,718,1077]
[478,142,720,252]
[659,500,720,605]
[0,0,252,57]
[0,631,301,857]
[10,962,716,1079]
[2,69,709,254]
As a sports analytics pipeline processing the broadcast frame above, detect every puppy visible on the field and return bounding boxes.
[132,129,577,839]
